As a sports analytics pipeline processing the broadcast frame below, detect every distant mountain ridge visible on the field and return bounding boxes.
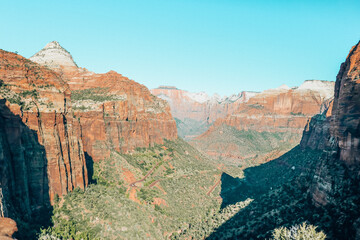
[151,87,258,139]
[189,79,335,165]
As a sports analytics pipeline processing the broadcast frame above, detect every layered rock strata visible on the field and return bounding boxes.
[300,41,360,209]
[151,86,258,139]
[30,42,178,162]
[0,50,87,220]
[193,80,334,163]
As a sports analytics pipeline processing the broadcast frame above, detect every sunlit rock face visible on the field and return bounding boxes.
[192,80,334,163]
[151,86,258,139]
[207,80,335,134]
[29,41,78,68]
[0,217,18,239]
[30,42,178,162]
[330,41,360,166]
[300,41,360,208]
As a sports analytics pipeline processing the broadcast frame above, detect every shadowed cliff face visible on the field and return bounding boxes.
[0,100,53,239]
[331,41,360,166]
[0,49,89,238]
[205,41,360,240]
[0,99,50,219]
[301,41,360,208]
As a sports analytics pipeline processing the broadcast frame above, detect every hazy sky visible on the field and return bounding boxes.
[1,0,359,96]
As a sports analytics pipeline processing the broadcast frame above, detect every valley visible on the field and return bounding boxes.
[0,39,359,240]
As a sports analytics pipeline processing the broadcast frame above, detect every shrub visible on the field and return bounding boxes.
[271,222,326,240]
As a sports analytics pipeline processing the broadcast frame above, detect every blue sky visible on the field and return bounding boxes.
[0,0,359,95]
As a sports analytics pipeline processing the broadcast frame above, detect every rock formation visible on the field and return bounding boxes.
[0,49,88,222]
[206,80,334,134]
[30,42,178,162]
[300,41,360,214]
[151,86,258,139]
[192,80,334,164]
[29,41,78,68]
[0,41,177,237]
[0,218,17,240]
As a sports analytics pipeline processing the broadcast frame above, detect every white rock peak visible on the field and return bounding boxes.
[295,80,335,99]
[30,41,78,68]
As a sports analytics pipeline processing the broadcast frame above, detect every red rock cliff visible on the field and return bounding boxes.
[0,50,87,219]
[151,87,257,124]
[206,81,334,135]
[30,42,178,162]
[330,41,360,166]
[191,81,334,163]
[64,69,178,162]
[300,41,360,210]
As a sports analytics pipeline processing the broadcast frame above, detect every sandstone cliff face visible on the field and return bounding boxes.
[207,81,334,134]
[30,42,178,162]
[151,86,258,139]
[300,41,360,210]
[0,50,87,219]
[330,41,360,166]
[0,218,17,240]
[193,81,334,164]
[151,86,257,123]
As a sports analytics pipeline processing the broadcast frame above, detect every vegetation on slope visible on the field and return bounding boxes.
[205,147,360,239]
[174,117,210,140]
[191,124,300,167]
[39,139,243,239]
[271,222,326,240]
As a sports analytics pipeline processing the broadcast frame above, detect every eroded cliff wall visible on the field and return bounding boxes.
[0,50,88,220]
[29,42,178,162]
[300,41,360,213]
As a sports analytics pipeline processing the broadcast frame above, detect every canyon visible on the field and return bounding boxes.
[151,86,258,139]
[0,40,359,239]
[153,80,335,165]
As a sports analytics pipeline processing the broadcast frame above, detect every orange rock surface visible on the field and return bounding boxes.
[0,218,17,240]
[204,81,334,135]
[300,41,360,207]
[29,42,177,162]
[0,49,87,217]
[193,81,334,164]
[59,68,178,162]
[151,86,257,124]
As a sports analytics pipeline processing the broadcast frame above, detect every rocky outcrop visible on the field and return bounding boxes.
[30,42,178,162]
[300,41,360,211]
[0,49,87,220]
[300,114,332,150]
[29,41,77,68]
[330,41,360,166]
[193,80,334,163]
[151,86,258,139]
[0,218,17,240]
[206,80,334,134]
